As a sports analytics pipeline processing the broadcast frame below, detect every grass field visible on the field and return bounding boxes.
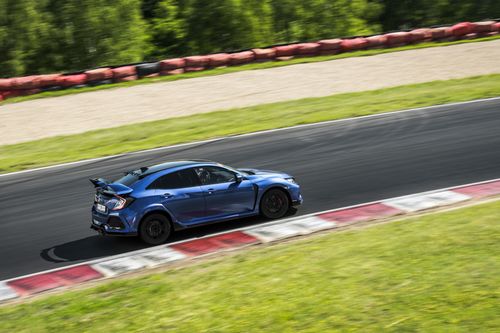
[1,200,498,332]
[2,74,500,174]
[2,34,500,106]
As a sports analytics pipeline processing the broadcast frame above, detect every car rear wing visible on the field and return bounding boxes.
[90,178,133,196]
[89,178,110,188]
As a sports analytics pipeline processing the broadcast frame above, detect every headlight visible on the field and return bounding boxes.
[285,177,297,185]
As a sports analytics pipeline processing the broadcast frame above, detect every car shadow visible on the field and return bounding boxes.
[40,210,297,264]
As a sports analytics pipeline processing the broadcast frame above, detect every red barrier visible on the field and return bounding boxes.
[251,48,276,60]
[431,27,451,40]
[230,51,255,65]
[160,68,184,76]
[57,74,87,87]
[366,35,387,48]
[184,55,209,68]
[114,75,138,82]
[39,74,61,87]
[112,66,136,78]
[273,44,299,57]
[160,58,186,70]
[318,38,342,51]
[450,22,475,37]
[0,78,13,90]
[0,90,22,99]
[296,43,320,56]
[409,28,432,43]
[473,21,496,33]
[385,32,410,46]
[11,76,41,90]
[208,53,230,67]
[341,38,368,52]
[85,68,113,81]
[184,66,205,72]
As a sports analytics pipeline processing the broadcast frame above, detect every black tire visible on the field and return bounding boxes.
[139,213,171,245]
[260,188,290,219]
[135,62,161,77]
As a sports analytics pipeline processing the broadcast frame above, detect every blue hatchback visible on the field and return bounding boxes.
[91,160,302,244]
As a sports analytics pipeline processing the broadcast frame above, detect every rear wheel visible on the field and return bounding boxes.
[260,188,290,219]
[139,214,171,245]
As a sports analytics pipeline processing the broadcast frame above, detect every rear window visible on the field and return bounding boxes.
[115,173,140,187]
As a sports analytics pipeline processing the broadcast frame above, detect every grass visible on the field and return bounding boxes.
[2,73,500,174]
[2,34,500,105]
[1,200,499,332]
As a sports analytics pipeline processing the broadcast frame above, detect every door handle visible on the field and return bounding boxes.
[162,192,173,198]
[207,188,216,194]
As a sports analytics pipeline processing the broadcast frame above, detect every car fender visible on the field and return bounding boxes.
[136,203,176,228]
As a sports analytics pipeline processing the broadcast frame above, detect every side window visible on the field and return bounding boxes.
[195,166,236,185]
[147,168,199,189]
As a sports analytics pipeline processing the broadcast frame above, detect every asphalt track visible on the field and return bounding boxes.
[1,98,500,280]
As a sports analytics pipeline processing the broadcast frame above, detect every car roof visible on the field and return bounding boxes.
[130,160,218,177]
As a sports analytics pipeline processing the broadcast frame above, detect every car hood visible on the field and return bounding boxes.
[238,168,291,179]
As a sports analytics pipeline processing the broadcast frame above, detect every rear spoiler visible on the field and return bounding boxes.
[89,178,110,188]
[90,178,133,196]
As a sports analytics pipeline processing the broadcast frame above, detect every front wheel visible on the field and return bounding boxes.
[260,189,290,219]
[139,214,171,245]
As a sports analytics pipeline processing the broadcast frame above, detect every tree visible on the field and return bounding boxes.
[0,0,51,77]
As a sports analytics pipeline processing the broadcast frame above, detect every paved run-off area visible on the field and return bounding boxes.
[1,40,500,145]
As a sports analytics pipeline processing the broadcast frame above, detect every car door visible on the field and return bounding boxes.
[194,166,256,219]
[148,168,206,224]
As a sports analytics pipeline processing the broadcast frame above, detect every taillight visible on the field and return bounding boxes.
[111,196,134,210]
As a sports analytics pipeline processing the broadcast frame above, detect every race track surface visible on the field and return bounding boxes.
[1,98,500,280]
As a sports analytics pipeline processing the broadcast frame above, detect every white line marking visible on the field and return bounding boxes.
[0,282,18,301]
[1,96,499,178]
[383,190,471,212]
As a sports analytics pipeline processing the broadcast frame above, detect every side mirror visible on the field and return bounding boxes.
[235,174,244,182]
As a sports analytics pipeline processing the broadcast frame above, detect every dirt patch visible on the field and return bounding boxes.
[2,40,500,146]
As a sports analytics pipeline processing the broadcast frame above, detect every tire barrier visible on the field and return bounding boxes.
[184,55,209,68]
[409,28,432,43]
[112,66,137,83]
[273,44,299,57]
[431,27,451,40]
[208,53,231,67]
[385,32,410,47]
[296,43,320,56]
[450,22,475,37]
[229,51,255,65]
[365,35,387,48]
[135,62,160,78]
[341,37,368,51]
[1,19,498,102]
[56,74,87,88]
[84,68,113,81]
[160,68,184,76]
[251,48,276,61]
[160,58,185,71]
[318,39,342,55]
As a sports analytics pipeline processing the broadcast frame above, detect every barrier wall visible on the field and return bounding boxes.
[0,20,499,102]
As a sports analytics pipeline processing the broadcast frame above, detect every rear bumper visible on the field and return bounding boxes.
[91,207,138,236]
[90,223,137,236]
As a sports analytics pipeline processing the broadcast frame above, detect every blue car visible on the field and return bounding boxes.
[90,160,302,244]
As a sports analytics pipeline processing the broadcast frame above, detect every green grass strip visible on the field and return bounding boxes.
[2,34,500,105]
[1,74,500,174]
[1,200,499,332]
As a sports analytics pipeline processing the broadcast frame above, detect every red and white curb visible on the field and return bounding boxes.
[1,178,500,303]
